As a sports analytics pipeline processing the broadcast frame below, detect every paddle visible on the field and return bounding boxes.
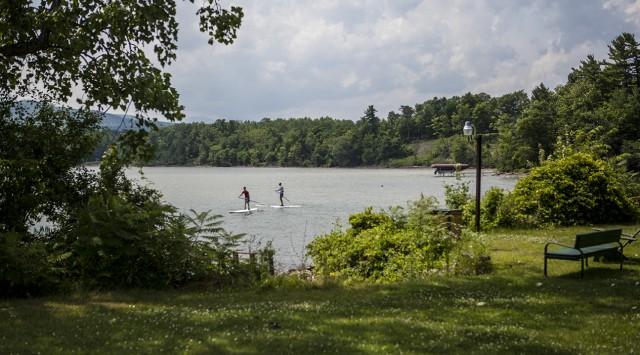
[274,190,291,204]
[237,196,264,207]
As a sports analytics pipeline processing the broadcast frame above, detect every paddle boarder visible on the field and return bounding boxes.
[239,187,250,210]
[275,182,284,206]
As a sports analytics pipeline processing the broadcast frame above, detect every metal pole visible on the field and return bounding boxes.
[475,134,482,232]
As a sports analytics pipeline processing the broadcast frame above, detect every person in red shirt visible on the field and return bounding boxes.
[239,187,250,210]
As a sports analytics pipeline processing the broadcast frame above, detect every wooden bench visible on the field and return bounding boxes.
[544,229,624,278]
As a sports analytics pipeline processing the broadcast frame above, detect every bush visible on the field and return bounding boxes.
[0,231,65,297]
[477,187,509,229]
[61,191,267,289]
[307,200,491,282]
[63,193,202,288]
[406,194,440,229]
[507,153,639,226]
[184,209,246,281]
[443,179,470,210]
[348,207,393,234]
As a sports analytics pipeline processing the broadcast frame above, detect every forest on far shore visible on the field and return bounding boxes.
[122,32,640,173]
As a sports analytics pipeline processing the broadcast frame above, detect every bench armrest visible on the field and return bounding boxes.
[626,229,640,238]
[545,242,580,255]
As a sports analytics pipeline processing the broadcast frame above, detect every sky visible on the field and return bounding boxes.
[165,0,640,122]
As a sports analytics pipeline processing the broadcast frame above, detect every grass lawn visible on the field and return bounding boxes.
[2,225,640,354]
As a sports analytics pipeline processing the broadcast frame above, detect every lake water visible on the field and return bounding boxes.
[127,167,519,268]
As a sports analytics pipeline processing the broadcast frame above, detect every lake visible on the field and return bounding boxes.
[127,167,519,268]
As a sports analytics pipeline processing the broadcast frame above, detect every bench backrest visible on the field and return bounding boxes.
[574,229,622,248]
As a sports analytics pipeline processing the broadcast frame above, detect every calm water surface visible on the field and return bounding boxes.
[127,167,519,267]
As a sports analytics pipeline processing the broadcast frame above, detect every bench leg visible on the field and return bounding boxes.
[585,257,589,268]
[544,256,547,277]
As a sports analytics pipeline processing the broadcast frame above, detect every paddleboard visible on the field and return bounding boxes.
[270,205,301,208]
[228,208,259,214]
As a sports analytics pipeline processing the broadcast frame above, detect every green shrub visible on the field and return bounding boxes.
[307,200,491,282]
[480,187,508,229]
[308,226,448,282]
[461,199,475,228]
[63,193,201,288]
[507,153,639,226]
[348,207,393,234]
[184,209,246,280]
[443,179,470,210]
[61,192,268,289]
[0,231,67,297]
[494,193,529,227]
[406,194,440,229]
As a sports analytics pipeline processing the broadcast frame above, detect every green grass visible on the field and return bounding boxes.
[2,225,640,354]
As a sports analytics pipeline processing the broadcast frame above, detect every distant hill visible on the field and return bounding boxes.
[11,100,172,130]
[99,111,172,130]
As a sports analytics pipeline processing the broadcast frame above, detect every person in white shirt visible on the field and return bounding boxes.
[275,182,284,206]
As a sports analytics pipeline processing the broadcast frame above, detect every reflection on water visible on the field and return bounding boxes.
[127,167,519,268]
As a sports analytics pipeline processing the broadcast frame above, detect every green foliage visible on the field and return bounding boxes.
[443,178,470,210]
[406,194,440,229]
[507,153,639,226]
[60,190,264,289]
[184,209,252,281]
[148,113,409,167]
[307,199,491,282]
[480,187,507,228]
[348,207,393,234]
[64,192,200,288]
[0,103,100,233]
[0,231,66,297]
[1,0,242,125]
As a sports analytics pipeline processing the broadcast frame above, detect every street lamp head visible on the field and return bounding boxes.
[463,121,474,136]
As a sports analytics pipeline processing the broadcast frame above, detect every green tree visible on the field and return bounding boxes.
[1,0,244,229]
[606,32,640,92]
[359,105,380,135]
[0,103,100,233]
[1,0,242,120]
[513,84,557,165]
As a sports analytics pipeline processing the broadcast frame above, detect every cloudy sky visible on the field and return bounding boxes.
[167,0,640,122]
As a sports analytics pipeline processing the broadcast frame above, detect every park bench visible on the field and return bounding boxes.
[619,229,638,251]
[544,229,624,278]
[592,228,639,259]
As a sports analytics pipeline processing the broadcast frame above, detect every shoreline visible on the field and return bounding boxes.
[84,162,527,176]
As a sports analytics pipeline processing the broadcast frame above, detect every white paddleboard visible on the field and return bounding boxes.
[229,208,259,214]
[270,205,301,208]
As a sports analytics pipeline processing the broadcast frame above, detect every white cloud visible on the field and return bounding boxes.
[164,0,640,122]
[603,0,640,25]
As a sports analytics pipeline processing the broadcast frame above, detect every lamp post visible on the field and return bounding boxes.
[463,121,481,232]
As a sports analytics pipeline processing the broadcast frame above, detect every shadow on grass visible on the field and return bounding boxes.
[2,265,639,354]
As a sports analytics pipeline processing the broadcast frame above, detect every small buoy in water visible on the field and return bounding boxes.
[380,184,384,187]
